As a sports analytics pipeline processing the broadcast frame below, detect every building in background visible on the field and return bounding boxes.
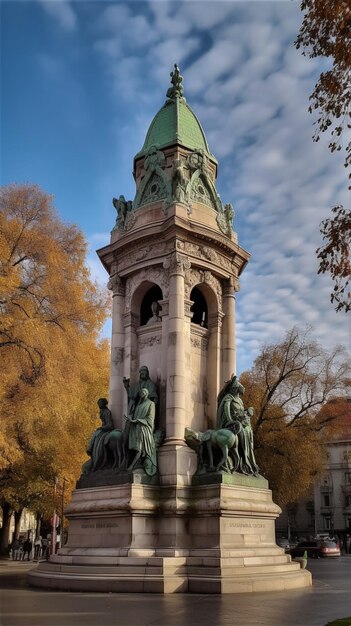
[314,433,351,537]
[277,412,351,547]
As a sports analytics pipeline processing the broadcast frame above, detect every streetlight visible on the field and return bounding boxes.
[60,478,69,548]
[50,476,58,557]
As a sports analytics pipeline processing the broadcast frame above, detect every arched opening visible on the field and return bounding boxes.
[190,287,208,327]
[140,285,163,326]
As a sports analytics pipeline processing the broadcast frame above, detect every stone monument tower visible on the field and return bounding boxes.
[29,66,311,593]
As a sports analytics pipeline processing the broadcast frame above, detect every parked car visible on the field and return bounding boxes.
[290,540,340,559]
[277,538,290,552]
[318,540,341,557]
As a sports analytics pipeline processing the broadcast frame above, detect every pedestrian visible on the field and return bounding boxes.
[10,537,19,560]
[34,536,42,559]
[347,535,351,555]
[22,538,33,561]
[41,537,49,560]
[16,537,24,561]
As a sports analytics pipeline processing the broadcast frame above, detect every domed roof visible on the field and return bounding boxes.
[134,65,217,163]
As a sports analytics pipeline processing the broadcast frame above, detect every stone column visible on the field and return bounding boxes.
[158,299,169,433]
[107,269,125,429]
[222,277,239,381]
[207,311,224,427]
[163,251,191,444]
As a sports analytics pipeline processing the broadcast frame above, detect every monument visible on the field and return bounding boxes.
[29,66,311,593]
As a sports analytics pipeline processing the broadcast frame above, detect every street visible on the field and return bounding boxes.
[0,557,351,626]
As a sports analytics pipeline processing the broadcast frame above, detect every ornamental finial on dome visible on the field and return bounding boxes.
[166,64,185,101]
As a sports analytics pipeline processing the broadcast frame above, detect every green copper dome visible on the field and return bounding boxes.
[134,65,217,163]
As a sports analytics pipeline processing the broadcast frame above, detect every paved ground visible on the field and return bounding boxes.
[0,557,350,626]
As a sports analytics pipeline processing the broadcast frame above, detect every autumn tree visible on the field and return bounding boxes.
[295,0,351,312]
[0,184,110,551]
[240,327,350,506]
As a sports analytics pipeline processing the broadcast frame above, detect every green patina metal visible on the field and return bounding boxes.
[135,65,217,163]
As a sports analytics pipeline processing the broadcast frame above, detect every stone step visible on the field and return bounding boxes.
[51,552,292,568]
[187,562,301,576]
[28,562,311,594]
[36,558,301,577]
[189,569,312,594]
[58,546,286,559]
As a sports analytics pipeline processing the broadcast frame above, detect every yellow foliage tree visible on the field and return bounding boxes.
[0,184,110,550]
[295,0,351,312]
[240,327,350,506]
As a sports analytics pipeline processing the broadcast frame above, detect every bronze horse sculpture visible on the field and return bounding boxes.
[185,427,240,473]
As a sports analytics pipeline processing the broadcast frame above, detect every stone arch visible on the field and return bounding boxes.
[125,267,169,314]
[185,269,222,313]
[124,278,164,410]
[140,285,163,326]
[130,280,163,326]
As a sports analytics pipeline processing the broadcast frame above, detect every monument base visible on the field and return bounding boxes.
[29,473,311,593]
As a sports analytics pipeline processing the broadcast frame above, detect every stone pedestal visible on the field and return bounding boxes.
[29,474,311,593]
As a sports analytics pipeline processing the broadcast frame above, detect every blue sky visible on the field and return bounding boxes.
[1,0,350,373]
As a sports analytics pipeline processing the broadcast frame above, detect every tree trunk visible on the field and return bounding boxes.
[0,503,13,554]
[35,512,42,539]
[14,508,23,540]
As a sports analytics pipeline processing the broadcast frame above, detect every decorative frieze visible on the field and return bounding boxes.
[117,240,171,273]
[176,240,235,274]
[138,333,162,349]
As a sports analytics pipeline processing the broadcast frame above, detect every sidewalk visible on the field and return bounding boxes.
[1,557,351,626]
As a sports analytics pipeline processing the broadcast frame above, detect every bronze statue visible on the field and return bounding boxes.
[216,376,259,475]
[185,427,240,473]
[112,195,132,229]
[166,64,184,100]
[124,388,157,475]
[184,375,260,477]
[86,398,115,471]
[123,365,158,415]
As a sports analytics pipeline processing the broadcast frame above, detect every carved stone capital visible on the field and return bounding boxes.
[208,311,225,329]
[108,273,125,296]
[223,277,240,296]
[163,252,191,277]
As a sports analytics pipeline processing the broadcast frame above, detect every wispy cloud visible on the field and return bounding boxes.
[90,0,350,370]
[38,0,77,32]
[7,1,348,373]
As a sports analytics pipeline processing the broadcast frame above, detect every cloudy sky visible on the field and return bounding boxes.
[2,0,350,373]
